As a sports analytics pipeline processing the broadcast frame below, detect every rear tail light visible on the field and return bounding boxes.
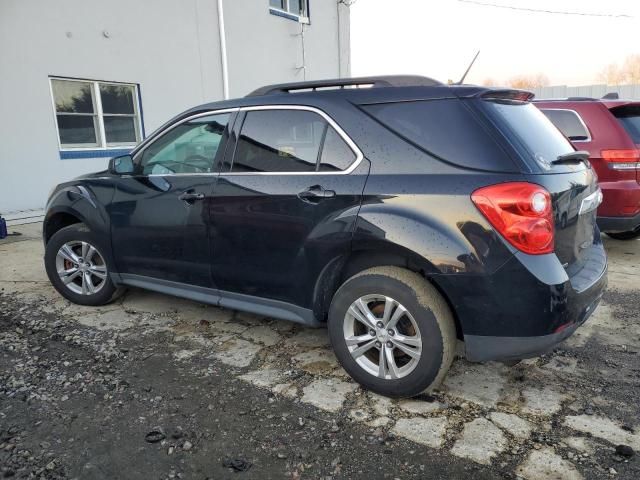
[471,182,554,255]
[601,149,640,170]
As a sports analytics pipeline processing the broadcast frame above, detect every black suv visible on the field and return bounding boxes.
[44,76,607,397]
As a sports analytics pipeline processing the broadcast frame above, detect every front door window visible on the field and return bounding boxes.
[138,113,231,175]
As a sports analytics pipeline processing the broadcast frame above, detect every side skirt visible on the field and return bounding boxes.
[116,273,323,328]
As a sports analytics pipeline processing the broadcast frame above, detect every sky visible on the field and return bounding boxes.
[350,0,640,86]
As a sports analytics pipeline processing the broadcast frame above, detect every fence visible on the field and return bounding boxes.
[531,84,640,100]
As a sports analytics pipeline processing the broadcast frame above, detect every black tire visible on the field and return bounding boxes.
[328,266,456,398]
[605,229,640,241]
[44,223,123,306]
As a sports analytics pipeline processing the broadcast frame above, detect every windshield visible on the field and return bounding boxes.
[482,101,575,170]
[611,105,640,144]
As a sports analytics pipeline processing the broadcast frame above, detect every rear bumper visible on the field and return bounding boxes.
[464,284,603,362]
[598,179,640,227]
[434,242,608,362]
[597,212,640,233]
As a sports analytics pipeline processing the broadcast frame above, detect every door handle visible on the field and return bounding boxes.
[297,185,336,203]
[178,191,205,203]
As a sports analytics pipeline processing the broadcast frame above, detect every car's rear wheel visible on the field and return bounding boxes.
[45,224,122,305]
[328,266,456,398]
[605,228,640,240]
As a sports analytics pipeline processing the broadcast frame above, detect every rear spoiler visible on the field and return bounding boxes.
[480,90,534,102]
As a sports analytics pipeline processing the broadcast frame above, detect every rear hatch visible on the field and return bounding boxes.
[477,93,601,272]
[608,103,640,184]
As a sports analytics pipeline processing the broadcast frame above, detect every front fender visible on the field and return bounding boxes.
[44,178,116,247]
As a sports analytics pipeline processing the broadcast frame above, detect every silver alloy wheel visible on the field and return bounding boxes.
[55,241,107,295]
[343,294,422,380]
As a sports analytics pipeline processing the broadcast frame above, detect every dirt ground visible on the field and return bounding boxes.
[1,223,639,480]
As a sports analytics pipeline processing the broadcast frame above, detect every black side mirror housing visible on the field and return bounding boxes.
[109,154,135,175]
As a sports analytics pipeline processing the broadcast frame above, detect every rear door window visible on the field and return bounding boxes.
[610,105,640,143]
[232,110,325,173]
[540,109,591,141]
[481,101,577,171]
[319,127,357,172]
[362,99,516,172]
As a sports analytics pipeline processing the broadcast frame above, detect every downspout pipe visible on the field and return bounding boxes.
[217,0,230,99]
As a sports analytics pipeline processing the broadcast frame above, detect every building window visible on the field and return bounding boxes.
[269,0,309,22]
[50,78,142,150]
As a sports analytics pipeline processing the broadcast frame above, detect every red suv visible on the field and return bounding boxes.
[535,98,640,240]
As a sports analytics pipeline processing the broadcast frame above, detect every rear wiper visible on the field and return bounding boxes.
[552,151,590,165]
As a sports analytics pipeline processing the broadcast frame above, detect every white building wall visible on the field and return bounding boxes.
[0,0,350,214]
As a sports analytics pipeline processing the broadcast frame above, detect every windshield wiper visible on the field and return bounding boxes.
[552,151,590,165]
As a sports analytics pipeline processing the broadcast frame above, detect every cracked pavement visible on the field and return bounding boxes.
[1,223,639,479]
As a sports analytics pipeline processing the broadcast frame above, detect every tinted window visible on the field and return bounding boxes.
[139,113,230,175]
[611,105,640,143]
[363,99,515,172]
[482,101,575,169]
[319,127,356,172]
[540,109,590,141]
[232,110,325,173]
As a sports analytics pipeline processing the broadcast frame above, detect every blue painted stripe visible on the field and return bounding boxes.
[269,7,301,21]
[59,148,132,160]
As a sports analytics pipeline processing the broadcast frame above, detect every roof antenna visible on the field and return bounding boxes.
[455,50,480,85]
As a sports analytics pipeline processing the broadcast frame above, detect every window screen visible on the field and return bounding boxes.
[52,79,99,147]
[540,109,590,141]
[319,127,356,172]
[232,110,325,173]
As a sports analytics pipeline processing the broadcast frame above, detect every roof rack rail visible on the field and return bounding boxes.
[246,75,443,97]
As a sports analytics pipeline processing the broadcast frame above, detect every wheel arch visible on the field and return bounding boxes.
[43,210,84,244]
[311,242,464,340]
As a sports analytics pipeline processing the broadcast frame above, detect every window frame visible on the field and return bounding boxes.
[49,76,144,152]
[269,0,310,23]
[226,105,362,175]
[539,108,592,143]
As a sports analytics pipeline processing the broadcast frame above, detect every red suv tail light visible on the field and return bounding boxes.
[601,149,640,170]
[471,182,554,255]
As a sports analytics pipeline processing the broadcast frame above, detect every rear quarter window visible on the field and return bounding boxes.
[362,99,517,172]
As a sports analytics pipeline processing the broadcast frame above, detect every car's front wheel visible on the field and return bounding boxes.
[328,266,456,398]
[44,223,122,305]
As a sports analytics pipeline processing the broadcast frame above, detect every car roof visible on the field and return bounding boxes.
[181,76,528,115]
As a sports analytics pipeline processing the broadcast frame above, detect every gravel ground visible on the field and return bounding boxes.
[1,223,639,479]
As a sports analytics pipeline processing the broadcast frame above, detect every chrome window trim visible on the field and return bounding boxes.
[136,105,364,177]
[540,108,592,143]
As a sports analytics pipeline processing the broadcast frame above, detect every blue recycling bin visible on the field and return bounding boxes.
[0,216,7,239]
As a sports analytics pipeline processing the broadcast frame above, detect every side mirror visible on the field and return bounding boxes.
[109,154,135,175]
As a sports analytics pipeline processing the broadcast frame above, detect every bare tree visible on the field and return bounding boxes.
[599,63,626,85]
[622,54,640,83]
[507,74,549,89]
[481,77,498,87]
